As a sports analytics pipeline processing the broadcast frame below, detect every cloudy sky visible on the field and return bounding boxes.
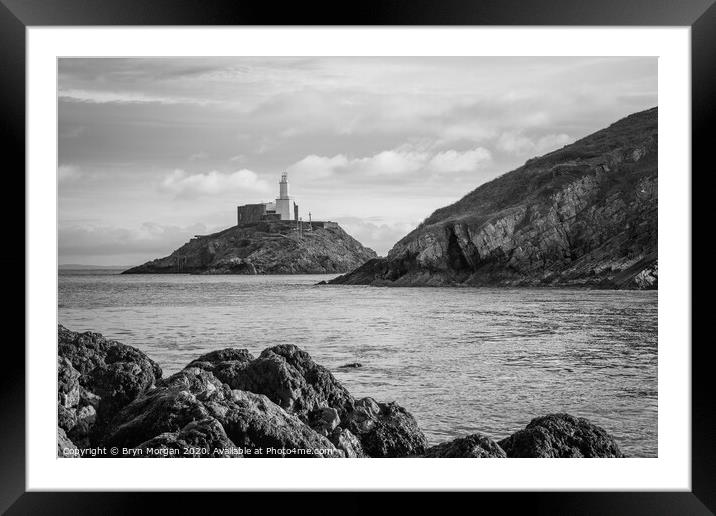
[58,57,657,265]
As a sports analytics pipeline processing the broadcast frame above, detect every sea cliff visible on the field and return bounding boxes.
[330,108,658,289]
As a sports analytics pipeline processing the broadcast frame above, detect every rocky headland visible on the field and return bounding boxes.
[330,107,657,289]
[122,220,376,275]
[58,325,624,458]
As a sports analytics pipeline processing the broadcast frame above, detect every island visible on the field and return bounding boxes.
[123,173,376,275]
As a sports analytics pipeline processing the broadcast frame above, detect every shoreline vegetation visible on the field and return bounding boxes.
[58,324,624,458]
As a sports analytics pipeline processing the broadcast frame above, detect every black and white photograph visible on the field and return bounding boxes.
[56,56,659,460]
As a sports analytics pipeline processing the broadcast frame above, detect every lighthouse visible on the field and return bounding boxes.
[275,172,293,221]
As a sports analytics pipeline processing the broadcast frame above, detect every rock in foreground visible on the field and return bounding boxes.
[57,324,163,448]
[57,325,427,458]
[424,433,506,458]
[104,367,339,457]
[497,413,624,458]
[123,220,376,275]
[186,345,427,457]
[57,325,623,458]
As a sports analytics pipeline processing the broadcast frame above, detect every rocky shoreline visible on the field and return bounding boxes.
[58,324,624,458]
[329,108,657,290]
[122,220,376,275]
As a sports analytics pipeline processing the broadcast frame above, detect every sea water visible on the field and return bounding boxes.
[58,271,658,457]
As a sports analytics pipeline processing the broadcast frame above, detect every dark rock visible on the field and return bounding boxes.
[58,329,430,459]
[71,405,97,443]
[58,427,77,458]
[80,388,102,411]
[57,324,163,444]
[206,344,355,421]
[227,389,341,457]
[424,433,506,458]
[122,220,377,275]
[134,417,238,458]
[632,261,658,289]
[185,348,254,387]
[103,367,341,458]
[343,397,380,434]
[58,404,78,434]
[498,413,624,458]
[88,360,159,420]
[344,398,427,458]
[330,107,658,289]
[58,325,162,380]
[338,362,362,369]
[329,427,365,458]
[309,407,341,436]
[58,357,80,408]
[183,345,426,457]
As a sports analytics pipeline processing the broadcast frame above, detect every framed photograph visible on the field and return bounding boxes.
[4,0,711,512]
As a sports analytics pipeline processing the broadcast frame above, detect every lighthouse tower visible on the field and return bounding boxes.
[275,172,293,220]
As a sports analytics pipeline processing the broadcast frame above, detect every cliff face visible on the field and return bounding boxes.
[331,107,657,289]
[123,221,377,274]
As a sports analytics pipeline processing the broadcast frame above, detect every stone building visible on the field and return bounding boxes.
[237,172,298,224]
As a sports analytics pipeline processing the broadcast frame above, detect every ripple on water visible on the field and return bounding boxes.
[58,273,658,457]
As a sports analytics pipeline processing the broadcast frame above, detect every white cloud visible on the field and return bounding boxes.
[440,122,497,143]
[429,148,492,174]
[352,150,428,176]
[287,154,349,180]
[160,168,270,199]
[497,132,572,156]
[287,146,491,180]
[58,88,216,106]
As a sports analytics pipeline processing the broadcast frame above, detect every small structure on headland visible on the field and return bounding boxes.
[236,172,337,230]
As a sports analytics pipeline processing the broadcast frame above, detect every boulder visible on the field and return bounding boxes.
[185,348,254,389]
[497,413,624,458]
[186,345,426,457]
[424,433,506,458]
[57,427,77,458]
[134,417,238,458]
[227,389,341,457]
[58,325,162,380]
[338,362,362,369]
[57,355,97,446]
[329,427,365,458]
[198,345,355,421]
[58,404,78,434]
[57,329,432,459]
[103,367,342,458]
[343,398,427,457]
[58,324,163,441]
[186,348,254,385]
[57,357,80,408]
[309,407,341,436]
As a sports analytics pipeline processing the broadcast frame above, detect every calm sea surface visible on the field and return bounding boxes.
[58,271,658,457]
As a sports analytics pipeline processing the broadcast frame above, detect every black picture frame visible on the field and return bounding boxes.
[2,0,711,513]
